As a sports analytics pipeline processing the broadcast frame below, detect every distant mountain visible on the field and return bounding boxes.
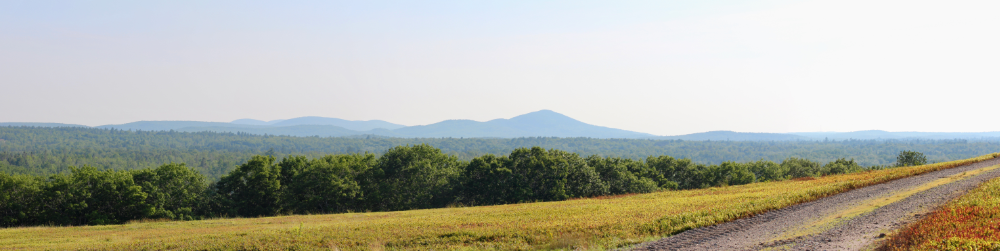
[0,122,89,128]
[659,131,808,141]
[269,116,405,131]
[394,119,522,138]
[97,121,261,131]
[92,117,402,136]
[231,117,404,131]
[7,112,1000,141]
[394,110,655,138]
[106,110,651,138]
[178,125,398,137]
[230,119,285,126]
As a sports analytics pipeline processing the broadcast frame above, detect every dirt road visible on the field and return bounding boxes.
[633,158,1000,251]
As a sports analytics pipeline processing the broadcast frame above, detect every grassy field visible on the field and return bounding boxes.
[880,165,1000,251]
[3,153,997,251]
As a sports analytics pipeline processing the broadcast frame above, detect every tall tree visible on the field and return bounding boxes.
[362,144,462,211]
[896,151,928,167]
[822,158,863,175]
[460,154,516,206]
[587,156,655,194]
[781,157,821,178]
[215,156,282,217]
[0,173,44,226]
[715,161,755,186]
[747,159,785,182]
[282,154,372,214]
[132,163,207,220]
[59,166,152,225]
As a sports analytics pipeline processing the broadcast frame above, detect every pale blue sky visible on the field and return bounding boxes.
[2,0,998,135]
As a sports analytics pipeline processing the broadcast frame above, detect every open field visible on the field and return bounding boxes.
[880,168,1000,250]
[2,153,997,250]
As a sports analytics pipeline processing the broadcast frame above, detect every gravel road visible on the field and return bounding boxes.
[633,157,1000,251]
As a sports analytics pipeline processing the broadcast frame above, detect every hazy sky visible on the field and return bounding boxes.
[2,0,998,136]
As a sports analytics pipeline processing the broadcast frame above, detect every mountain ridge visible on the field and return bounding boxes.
[84,110,657,139]
[269,116,405,131]
[394,110,655,138]
[5,111,1000,140]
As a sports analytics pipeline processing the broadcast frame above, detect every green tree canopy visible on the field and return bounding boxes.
[896,151,928,167]
[362,144,461,211]
[215,155,282,217]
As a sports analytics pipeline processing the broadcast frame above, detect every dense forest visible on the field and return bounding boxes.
[1,143,936,227]
[2,127,998,179]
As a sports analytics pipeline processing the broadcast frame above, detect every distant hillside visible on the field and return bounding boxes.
[791,130,1000,140]
[659,131,808,141]
[191,110,654,138]
[269,116,405,131]
[178,125,400,138]
[394,110,655,138]
[4,126,1000,179]
[97,121,261,131]
[81,111,650,138]
[0,122,89,128]
[230,119,285,126]
[654,130,1000,141]
[6,113,1000,141]
[394,119,517,138]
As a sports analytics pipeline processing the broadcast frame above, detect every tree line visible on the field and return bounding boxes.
[1,126,995,179]
[0,144,928,227]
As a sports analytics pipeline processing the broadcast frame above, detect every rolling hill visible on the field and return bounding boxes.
[394,110,655,138]
[791,130,1000,140]
[5,111,1000,140]
[0,122,89,128]
[658,131,808,141]
[92,110,654,139]
[268,116,405,131]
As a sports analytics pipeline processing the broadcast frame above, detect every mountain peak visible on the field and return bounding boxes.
[515,109,559,116]
[231,118,286,126]
[390,109,654,138]
[91,110,655,139]
[231,119,269,125]
[507,110,580,124]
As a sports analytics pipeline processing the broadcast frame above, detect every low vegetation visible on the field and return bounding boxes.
[1,153,995,250]
[2,144,923,227]
[879,169,1000,250]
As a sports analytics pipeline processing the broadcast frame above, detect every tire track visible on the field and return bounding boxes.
[632,158,1000,251]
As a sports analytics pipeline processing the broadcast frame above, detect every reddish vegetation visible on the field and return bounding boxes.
[880,206,1000,250]
[791,177,817,181]
[879,173,1000,251]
